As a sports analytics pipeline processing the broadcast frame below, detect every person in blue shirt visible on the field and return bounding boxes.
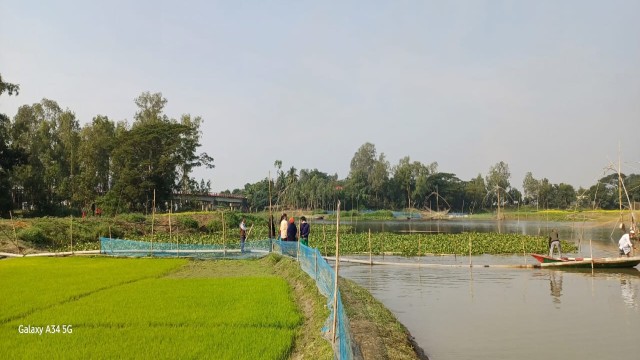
[286,217,298,242]
[299,216,310,246]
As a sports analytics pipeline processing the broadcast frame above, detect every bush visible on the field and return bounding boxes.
[206,219,223,232]
[17,227,47,245]
[94,224,123,239]
[116,213,147,224]
[177,216,199,231]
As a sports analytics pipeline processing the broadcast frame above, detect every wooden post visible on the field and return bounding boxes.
[590,238,594,270]
[332,200,341,344]
[170,201,175,257]
[70,215,73,254]
[469,234,472,267]
[151,189,155,254]
[368,229,372,265]
[222,211,226,257]
[323,223,327,256]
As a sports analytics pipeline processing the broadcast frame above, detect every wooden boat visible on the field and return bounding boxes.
[531,253,640,268]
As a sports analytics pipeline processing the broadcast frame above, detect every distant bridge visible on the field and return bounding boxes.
[173,192,248,211]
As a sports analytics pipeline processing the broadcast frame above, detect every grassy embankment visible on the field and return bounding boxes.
[1,209,598,255]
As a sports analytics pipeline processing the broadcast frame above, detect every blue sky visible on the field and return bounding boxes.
[1,1,639,192]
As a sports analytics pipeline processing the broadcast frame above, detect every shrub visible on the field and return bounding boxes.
[17,227,48,245]
[116,213,147,224]
[177,216,199,231]
[206,219,223,232]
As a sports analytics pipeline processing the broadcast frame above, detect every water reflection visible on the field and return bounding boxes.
[549,271,563,305]
[620,279,637,310]
[339,257,640,360]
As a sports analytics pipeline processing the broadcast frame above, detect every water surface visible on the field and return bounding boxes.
[332,220,640,359]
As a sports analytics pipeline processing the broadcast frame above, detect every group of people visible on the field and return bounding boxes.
[277,213,310,245]
[239,213,311,253]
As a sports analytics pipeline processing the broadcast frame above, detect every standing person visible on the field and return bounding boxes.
[280,213,288,241]
[300,216,310,246]
[548,229,561,258]
[619,230,636,257]
[239,218,247,253]
[286,217,298,242]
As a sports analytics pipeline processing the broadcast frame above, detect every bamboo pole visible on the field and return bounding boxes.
[590,238,594,270]
[368,229,372,265]
[332,200,341,344]
[151,189,155,254]
[70,215,73,254]
[170,201,175,257]
[323,224,327,256]
[469,234,472,267]
[222,211,226,257]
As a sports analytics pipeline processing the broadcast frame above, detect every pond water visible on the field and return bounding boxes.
[332,220,640,359]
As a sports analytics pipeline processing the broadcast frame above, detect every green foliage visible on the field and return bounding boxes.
[116,213,146,224]
[206,218,223,232]
[176,215,199,231]
[16,227,47,245]
[310,231,578,257]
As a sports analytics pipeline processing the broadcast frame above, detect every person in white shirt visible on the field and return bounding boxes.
[239,218,247,253]
[279,213,288,241]
[618,229,636,257]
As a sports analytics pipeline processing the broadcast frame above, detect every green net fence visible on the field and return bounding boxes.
[100,237,355,359]
[274,240,354,360]
[100,237,271,259]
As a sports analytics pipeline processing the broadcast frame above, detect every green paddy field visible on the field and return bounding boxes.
[0,256,319,359]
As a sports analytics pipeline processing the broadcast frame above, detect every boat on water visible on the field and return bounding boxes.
[531,253,640,268]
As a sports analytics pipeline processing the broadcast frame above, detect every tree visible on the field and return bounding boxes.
[485,161,511,208]
[106,92,213,213]
[0,74,20,97]
[109,121,189,212]
[522,172,540,207]
[369,153,390,208]
[347,143,377,208]
[175,114,214,195]
[10,99,78,214]
[464,174,486,213]
[134,92,168,124]
[76,115,116,208]
[0,74,26,215]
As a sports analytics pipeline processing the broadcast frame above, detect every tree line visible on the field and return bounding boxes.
[234,142,640,213]
[1,74,213,217]
[2,74,638,217]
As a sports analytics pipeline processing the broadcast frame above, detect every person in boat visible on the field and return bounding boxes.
[618,229,636,257]
[548,229,561,257]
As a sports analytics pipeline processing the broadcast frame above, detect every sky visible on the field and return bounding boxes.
[1,0,639,193]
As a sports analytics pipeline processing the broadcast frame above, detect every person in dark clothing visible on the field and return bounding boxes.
[299,216,310,246]
[286,217,298,242]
